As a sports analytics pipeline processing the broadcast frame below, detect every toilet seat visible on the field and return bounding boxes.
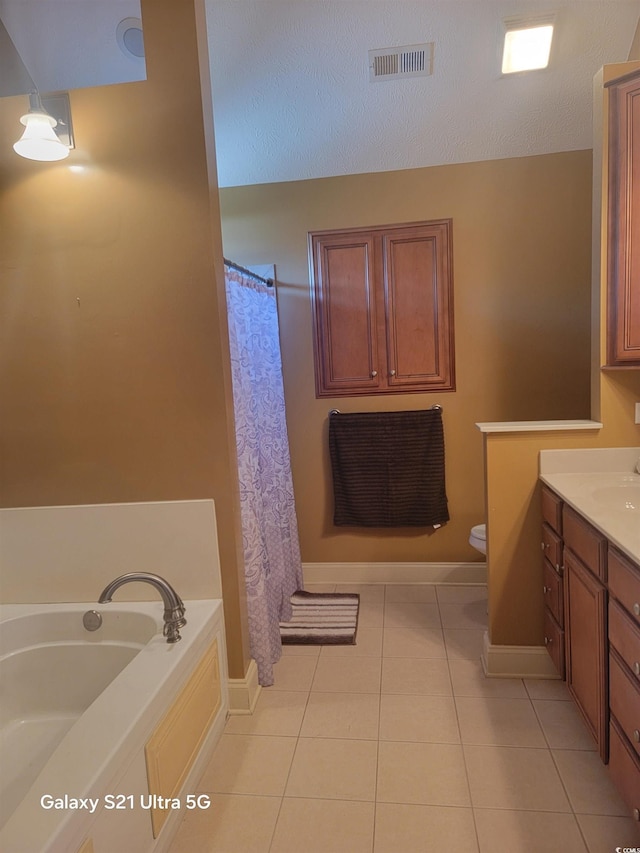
[469,523,486,555]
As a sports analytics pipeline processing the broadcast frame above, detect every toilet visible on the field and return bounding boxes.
[469,523,486,555]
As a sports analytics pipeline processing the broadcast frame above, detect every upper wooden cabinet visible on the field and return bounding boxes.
[606,68,640,367]
[308,220,455,397]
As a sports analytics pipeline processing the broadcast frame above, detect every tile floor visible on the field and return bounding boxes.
[169,584,640,853]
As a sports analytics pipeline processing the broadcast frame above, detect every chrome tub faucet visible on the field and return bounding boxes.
[98,572,187,643]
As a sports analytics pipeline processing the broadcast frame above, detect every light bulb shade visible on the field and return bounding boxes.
[13,110,70,162]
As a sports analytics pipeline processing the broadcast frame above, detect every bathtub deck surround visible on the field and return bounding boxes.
[167,582,640,853]
[0,499,224,603]
[0,600,228,853]
[0,499,232,853]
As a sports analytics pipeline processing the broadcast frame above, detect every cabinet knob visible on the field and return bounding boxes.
[634,602,640,617]
[634,808,640,822]
[544,636,552,645]
[634,729,640,743]
[543,586,549,594]
[371,370,378,378]
[634,661,640,676]
[389,369,396,377]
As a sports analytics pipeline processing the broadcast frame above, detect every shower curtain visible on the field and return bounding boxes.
[224,263,303,686]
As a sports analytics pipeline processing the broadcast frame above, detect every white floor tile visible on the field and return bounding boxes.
[168,794,280,853]
[286,737,378,801]
[300,691,380,739]
[474,808,587,853]
[198,734,297,796]
[456,696,547,747]
[464,745,571,812]
[374,803,479,852]
[532,699,597,751]
[271,797,375,853]
[552,749,632,816]
[377,741,471,807]
[379,693,460,743]
[381,657,452,696]
[312,655,382,693]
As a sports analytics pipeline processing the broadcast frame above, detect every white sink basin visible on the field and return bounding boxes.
[592,484,640,512]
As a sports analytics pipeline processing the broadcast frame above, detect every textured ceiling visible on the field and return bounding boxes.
[0,0,145,93]
[205,1,640,187]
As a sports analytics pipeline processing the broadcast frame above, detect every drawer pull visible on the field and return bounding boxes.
[634,729,640,743]
[634,602,640,617]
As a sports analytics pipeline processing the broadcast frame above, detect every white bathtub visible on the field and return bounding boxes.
[0,600,228,853]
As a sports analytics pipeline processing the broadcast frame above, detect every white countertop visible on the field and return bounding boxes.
[476,419,602,433]
[539,447,640,564]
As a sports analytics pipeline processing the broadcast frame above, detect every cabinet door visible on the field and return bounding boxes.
[565,549,608,759]
[606,68,640,365]
[382,221,454,391]
[309,232,381,396]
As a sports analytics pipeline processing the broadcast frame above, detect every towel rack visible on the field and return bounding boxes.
[328,405,442,416]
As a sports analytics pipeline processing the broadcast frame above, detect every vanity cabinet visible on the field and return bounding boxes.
[564,544,608,761]
[541,485,565,676]
[607,545,640,818]
[308,220,455,397]
[540,483,640,822]
[606,68,640,366]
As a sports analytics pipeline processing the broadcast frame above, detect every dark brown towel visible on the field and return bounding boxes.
[329,409,449,528]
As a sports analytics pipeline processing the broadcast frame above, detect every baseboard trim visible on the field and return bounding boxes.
[302,561,487,586]
[481,631,561,679]
[227,658,262,715]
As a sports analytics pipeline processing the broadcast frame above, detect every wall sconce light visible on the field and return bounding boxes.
[13,91,74,162]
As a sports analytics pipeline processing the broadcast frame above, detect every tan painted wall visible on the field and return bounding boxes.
[219,151,593,564]
[484,62,640,648]
[629,18,640,60]
[0,0,251,678]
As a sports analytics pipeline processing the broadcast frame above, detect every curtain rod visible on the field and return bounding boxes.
[224,258,274,287]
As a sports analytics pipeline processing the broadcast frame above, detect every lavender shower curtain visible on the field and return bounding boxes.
[224,264,303,686]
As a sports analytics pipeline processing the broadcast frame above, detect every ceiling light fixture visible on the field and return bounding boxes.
[502,15,555,74]
[13,91,73,162]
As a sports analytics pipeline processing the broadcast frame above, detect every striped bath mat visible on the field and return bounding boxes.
[279,591,360,645]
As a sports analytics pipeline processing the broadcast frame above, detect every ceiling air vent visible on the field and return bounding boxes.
[368,43,434,82]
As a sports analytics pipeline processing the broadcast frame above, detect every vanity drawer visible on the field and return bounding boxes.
[541,485,563,534]
[610,650,640,760]
[608,718,640,821]
[609,599,640,683]
[543,607,565,678]
[609,546,640,626]
[563,506,607,581]
[543,559,564,626]
[542,523,563,573]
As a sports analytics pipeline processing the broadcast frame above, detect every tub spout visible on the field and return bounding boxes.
[98,572,187,643]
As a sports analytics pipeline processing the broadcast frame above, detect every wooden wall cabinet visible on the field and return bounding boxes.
[606,68,640,366]
[309,220,455,397]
